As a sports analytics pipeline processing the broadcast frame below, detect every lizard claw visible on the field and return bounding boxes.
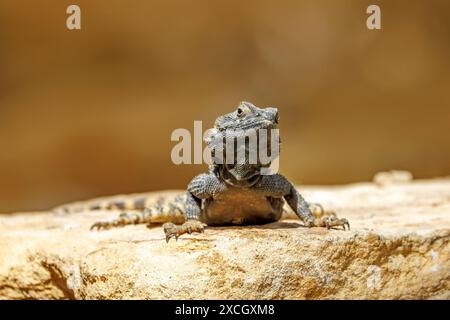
[90,221,113,231]
[303,217,315,228]
[163,220,205,243]
[344,219,350,230]
[163,222,178,243]
[323,216,350,230]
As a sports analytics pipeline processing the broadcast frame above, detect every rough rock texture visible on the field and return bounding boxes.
[0,177,449,299]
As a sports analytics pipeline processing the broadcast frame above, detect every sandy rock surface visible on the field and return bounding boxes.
[0,178,449,299]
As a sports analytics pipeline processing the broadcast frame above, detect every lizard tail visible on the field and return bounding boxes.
[52,191,187,226]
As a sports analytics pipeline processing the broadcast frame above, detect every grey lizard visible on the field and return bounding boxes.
[54,102,349,241]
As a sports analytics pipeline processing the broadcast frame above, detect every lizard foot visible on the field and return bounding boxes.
[163,220,205,243]
[90,212,142,231]
[303,215,350,230]
[90,221,115,230]
[322,216,350,230]
[306,202,349,230]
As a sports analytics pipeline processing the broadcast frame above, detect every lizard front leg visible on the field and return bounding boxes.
[163,173,225,242]
[284,183,350,230]
[254,174,349,230]
[163,192,205,242]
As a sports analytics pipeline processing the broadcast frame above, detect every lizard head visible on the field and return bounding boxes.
[205,102,280,185]
[213,101,279,132]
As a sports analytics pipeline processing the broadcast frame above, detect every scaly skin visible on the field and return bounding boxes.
[54,102,349,241]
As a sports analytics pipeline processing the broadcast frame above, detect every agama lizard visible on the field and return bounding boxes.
[54,102,349,242]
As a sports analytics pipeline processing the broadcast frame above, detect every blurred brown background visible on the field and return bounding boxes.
[0,0,449,212]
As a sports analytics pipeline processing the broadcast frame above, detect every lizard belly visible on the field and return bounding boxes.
[202,188,283,226]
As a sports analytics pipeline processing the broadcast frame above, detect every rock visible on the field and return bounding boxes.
[373,170,414,186]
[0,178,449,299]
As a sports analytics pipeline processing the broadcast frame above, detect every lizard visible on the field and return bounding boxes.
[53,101,349,242]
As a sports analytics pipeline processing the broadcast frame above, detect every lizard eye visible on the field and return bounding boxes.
[237,107,244,117]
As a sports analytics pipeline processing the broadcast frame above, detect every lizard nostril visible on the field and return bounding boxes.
[265,108,279,123]
[271,109,279,123]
